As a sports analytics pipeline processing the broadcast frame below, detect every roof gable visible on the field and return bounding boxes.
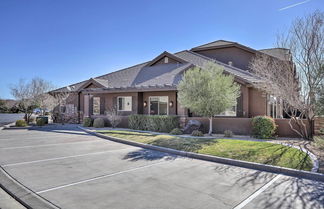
[191,40,257,55]
[76,78,109,91]
[145,51,187,67]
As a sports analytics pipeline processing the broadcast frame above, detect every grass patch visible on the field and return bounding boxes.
[98,130,313,171]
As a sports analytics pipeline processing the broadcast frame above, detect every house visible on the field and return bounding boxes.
[51,40,292,134]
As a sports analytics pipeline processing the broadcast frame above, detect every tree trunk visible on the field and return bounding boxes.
[208,117,213,136]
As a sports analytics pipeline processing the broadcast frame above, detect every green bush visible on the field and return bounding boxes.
[36,118,46,126]
[170,128,183,135]
[129,115,179,133]
[224,130,233,137]
[15,120,27,127]
[83,117,93,127]
[252,116,277,139]
[314,136,324,150]
[191,130,204,137]
[320,128,324,135]
[93,118,105,128]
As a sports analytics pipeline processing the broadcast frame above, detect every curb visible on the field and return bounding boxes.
[0,166,60,209]
[0,123,60,209]
[79,126,324,182]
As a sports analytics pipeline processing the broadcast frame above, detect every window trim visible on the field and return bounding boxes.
[117,96,132,112]
[149,96,169,115]
[93,97,100,115]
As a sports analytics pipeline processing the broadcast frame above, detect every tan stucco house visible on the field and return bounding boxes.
[51,40,290,132]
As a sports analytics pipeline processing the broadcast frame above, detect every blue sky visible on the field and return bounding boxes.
[0,0,323,99]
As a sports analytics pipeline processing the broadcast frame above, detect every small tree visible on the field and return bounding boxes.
[10,78,54,122]
[105,106,122,128]
[250,10,324,140]
[178,62,240,135]
[46,92,70,124]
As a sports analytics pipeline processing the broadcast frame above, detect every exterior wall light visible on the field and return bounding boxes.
[169,101,173,107]
[143,101,147,107]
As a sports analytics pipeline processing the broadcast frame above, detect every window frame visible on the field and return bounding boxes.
[92,97,100,115]
[149,96,169,115]
[117,96,132,112]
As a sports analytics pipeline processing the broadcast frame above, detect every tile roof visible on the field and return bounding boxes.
[51,40,268,93]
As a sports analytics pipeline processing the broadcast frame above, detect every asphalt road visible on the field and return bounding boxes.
[0,125,323,209]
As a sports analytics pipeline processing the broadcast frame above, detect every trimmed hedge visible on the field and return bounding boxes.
[252,116,277,139]
[170,128,183,135]
[191,130,204,137]
[83,117,93,127]
[16,120,27,127]
[93,118,105,128]
[36,118,46,126]
[129,115,179,133]
[224,130,233,137]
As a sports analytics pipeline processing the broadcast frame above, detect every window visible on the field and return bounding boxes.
[93,97,100,115]
[66,104,75,114]
[215,105,237,116]
[149,96,168,115]
[117,96,132,111]
[267,95,282,118]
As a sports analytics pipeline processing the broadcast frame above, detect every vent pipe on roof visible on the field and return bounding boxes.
[228,61,233,66]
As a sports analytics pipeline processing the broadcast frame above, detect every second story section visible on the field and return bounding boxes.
[191,40,291,71]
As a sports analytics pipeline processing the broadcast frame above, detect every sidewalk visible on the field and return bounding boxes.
[0,187,26,209]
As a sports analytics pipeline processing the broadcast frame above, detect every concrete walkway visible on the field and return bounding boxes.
[0,187,26,209]
[0,125,323,209]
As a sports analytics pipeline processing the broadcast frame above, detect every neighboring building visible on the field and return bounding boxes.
[51,40,290,124]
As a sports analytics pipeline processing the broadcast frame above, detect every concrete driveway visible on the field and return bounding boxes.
[0,125,323,209]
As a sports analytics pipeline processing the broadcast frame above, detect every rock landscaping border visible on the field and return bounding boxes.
[79,126,324,182]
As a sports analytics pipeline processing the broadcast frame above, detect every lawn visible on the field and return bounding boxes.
[97,130,313,171]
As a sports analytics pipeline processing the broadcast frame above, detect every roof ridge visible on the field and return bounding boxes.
[192,39,236,49]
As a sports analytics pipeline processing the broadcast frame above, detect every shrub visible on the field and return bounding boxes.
[320,128,324,135]
[93,118,105,128]
[129,115,179,133]
[15,120,27,127]
[83,117,93,127]
[105,107,122,128]
[170,128,183,135]
[224,130,233,137]
[314,136,324,150]
[252,116,277,139]
[36,118,46,126]
[191,130,204,137]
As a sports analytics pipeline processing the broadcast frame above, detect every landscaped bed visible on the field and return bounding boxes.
[97,130,313,171]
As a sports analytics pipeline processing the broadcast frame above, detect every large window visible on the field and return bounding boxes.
[149,96,168,115]
[267,95,282,118]
[215,105,237,116]
[93,97,100,115]
[118,96,132,111]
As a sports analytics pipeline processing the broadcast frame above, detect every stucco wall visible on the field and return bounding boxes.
[315,117,324,135]
[248,88,267,117]
[184,117,309,138]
